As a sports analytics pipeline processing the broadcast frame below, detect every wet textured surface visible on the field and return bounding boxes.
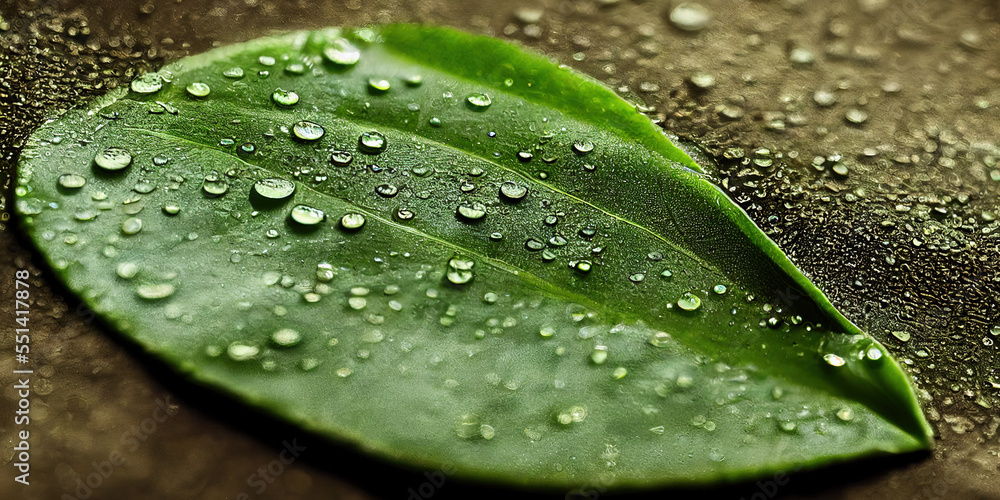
[1,0,998,499]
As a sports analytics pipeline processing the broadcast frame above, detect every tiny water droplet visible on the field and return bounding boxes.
[290,204,325,225]
[292,120,325,141]
[95,147,132,171]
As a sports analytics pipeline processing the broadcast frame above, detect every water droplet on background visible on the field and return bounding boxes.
[272,88,299,106]
[292,121,325,141]
[95,147,133,171]
[186,82,210,98]
[58,173,87,189]
[130,73,163,94]
[340,212,366,230]
[358,131,386,153]
[466,93,492,110]
[324,38,360,66]
[253,178,296,201]
[290,204,325,226]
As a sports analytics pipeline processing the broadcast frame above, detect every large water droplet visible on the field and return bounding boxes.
[202,172,229,196]
[121,217,143,235]
[58,173,87,189]
[466,93,492,110]
[272,88,299,106]
[290,204,325,226]
[499,181,528,202]
[340,212,366,230]
[186,82,210,98]
[130,73,163,94]
[323,38,360,66]
[358,131,386,153]
[252,178,296,201]
[271,328,302,347]
[329,150,354,166]
[95,147,133,171]
[677,292,701,311]
[446,256,475,285]
[456,203,487,222]
[293,121,325,141]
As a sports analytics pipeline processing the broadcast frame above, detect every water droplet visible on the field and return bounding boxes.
[271,328,302,347]
[323,38,360,66]
[629,273,645,283]
[456,203,487,222]
[285,62,307,75]
[290,204,325,225]
[136,283,175,300]
[447,256,475,285]
[348,297,367,310]
[823,353,846,367]
[121,217,143,235]
[130,73,163,94]
[836,407,854,421]
[669,2,712,31]
[499,181,528,202]
[258,55,276,66]
[572,140,594,155]
[227,342,259,361]
[367,77,390,92]
[649,425,665,435]
[252,178,296,201]
[573,260,592,273]
[479,424,495,440]
[223,67,245,79]
[58,173,86,189]
[713,284,728,294]
[292,120,325,141]
[116,262,138,279]
[612,367,627,379]
[677,292,701,311]
[95,147,133,171]
[466,93,492,110]
[336,367,353,378]
[272,88,299,106]
[340,212,366,230]
[186,82,210,98]
[865,346,883,360]
[358,131,386,153]
[375,184,399,198]
[202,173,229,196]
[648,331,672,347]
[329,150,353,166]
[524,238,545,251]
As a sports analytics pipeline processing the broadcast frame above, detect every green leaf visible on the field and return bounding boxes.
[15,24,932,488]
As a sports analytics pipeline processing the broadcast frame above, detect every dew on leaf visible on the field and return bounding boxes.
[340,212,366,230]
[186,82,210,98]
[121,217,143,235]
[252,178,296,201]
[456,203,487,222]
[330,150,354,166]
[271,328,302,347]
[375,184,399,198]
[368,77,391,92]
[499,181,528,201]
[272,88,299,106]
[824,353,846,367]
[324,38,361,66]
[572,140,595,155]
[136,283,175,300]
[95,147,133,171]
[131,73,163,94]
[58,173,86,189]
[227,342,259,361]
[359,131,386,153]
[293,121,325,141]
[290,204,325,225]
[677,292,701,311]
[466,93,492,110]
[446,256,475,285]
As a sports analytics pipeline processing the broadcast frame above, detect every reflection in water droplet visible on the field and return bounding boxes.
[525,239,545,251]
[394,208,415,222]
[499,181,528,201]
[677,292,701,311]
[130,73,163,94]
[456,203,487,222]
[340,212,366,230]
[202,173,229,196]
[368,77,390,92]
[466,93,492,110]
[375,184,399,198]
[358,131,386,153]
[58,173,87,189]
[713,284,728,294]
[323,38,360,66]
[329,150,353,166]
[186,82,210,98]
[572,140,595,155]
[95,147,133,171]
[253,178,296,201]
[293,121,325,141]
[823,353,846,367]
[290,205,325,225]
[446,256,475,285]
[272,88,299,106]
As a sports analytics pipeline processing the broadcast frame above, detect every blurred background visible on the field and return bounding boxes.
[1,0,998,498]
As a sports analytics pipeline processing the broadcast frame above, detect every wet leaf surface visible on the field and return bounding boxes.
[15,25,931,488]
